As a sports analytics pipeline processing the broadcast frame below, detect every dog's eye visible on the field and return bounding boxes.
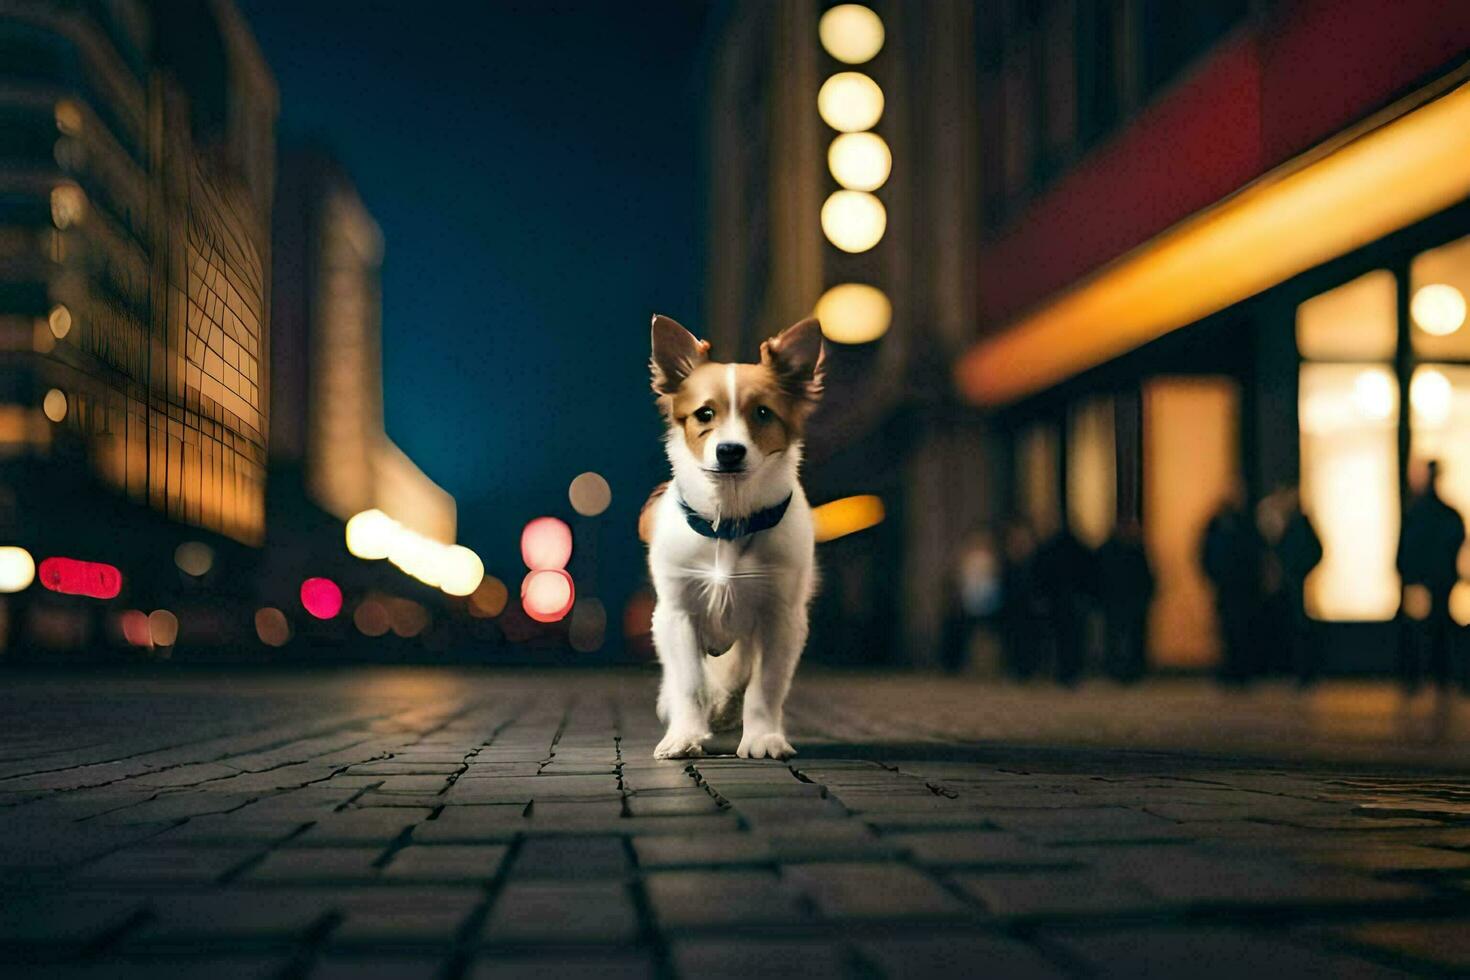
[753,405,774,423]
[693,406,715,424]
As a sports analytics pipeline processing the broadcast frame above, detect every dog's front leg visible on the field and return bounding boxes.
[652,605,710,759]
[737,610,805,760]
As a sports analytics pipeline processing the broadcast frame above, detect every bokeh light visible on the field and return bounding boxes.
[815,283,892,344]
[1411,283,1466,336]
[388,598,429,638]
[345,509,395,560]
[522,568,575,623]
[48,304,72,339]
[1451,582,1470,627]
[469,575,509,618]
[0,547,35,593]
[43,388,67,423]
[50,183,85,228]
[818,4,885,64]
[1410,367,1452,426]
[568,471,612,517]
[821,190,886,253]
[569,598,607,652]
[1351,370,1394,421]
[521,517,573,570]
[1402,584,1431,621]
[817,72,884,132]
[54,99,83,135]
[812,494,886,543]
[148,609,179,647]
[119,610,151,647]
[827,132,891,191]
[438,544,485,597]
[174,541,214,577]
[255,607,291,647]
[354,599,391,637]
[300,577,343,619]
[38,556,121,599]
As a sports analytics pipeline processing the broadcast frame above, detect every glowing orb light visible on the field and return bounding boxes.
[174,541,214,577]
[1352,370,1395,421]
[119,609,151,647]
[817,72,884,132]
[469,575,509,618]
[1411,283,1466,337]
[299,577,343,619]
[819,4,885,64]
[1452,582,1470,627]
[1410,367,1453,426]
[521,517,573,570]
[438,544,485,597]
[354,599,391,637]
[148,609,179,647]
[389,598,429,638]
[38,556,121,599]
[255,607,291,647]
[815,283,892,344]
[812,494,886,543]
[827,132,891,191]
[43,388,67,423]
[345,509,396,560]
[821,190,886,253]
[48,305,72,339]
[0,547,35,593]
[50,183,85,229]
[569,472,612,517]
[522,568,575,623]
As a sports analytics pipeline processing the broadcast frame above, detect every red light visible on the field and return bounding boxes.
[521,517,573,570]
[119,610,151,647]
[521,568,575,623]
[38,557,122,599]
[300,577,343,619]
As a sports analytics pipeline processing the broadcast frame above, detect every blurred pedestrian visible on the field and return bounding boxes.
[999,519,1044,680]
[1034,526,1099,686]
[1201,490,1266,683]
[1273,488,1323,687]
[1396,460,1466,692]
[1096,518,1153,683]
[940,529,1004,674]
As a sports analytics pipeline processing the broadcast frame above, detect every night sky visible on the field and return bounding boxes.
[239,1,713,639]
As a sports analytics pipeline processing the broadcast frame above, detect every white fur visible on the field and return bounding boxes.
[646,412,815,760]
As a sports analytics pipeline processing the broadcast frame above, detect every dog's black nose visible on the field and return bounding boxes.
[716,442,747,467]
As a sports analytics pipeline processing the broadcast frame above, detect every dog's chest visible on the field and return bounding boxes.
[665,534,779,652]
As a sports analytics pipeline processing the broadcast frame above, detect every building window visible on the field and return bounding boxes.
[1066,394,1115,548]
[1296,271,1402,621]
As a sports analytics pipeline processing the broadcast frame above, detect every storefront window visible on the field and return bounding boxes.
[1066,395,1115,548]
[1296,269,1402,621]
[1017,422,1060,540]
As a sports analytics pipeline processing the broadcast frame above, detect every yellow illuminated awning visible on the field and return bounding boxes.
[957,73,1470,407]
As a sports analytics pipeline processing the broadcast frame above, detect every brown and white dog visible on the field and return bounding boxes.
[640,314,826,759]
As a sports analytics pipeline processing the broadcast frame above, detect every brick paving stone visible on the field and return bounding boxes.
[950,870,1159,917]
[511,836,629,878]
[382,844,508,882]
[291,809,434,846]
[889,830,1084,868]
[480,881,639,944]
[632,833,774,868]
[1042,926,1418,979]
[245,846,385,883]
[783,863,971,920]
[124,890,330,945]
[669,939,851,980]
[311,956,446,979]
[72,846,260,885]
[1322,919,1470,971]
[625,792,723,817]
[469,953,658,979]
[328,886,483,945]
[857,932,1068,979]
[645,869,814,929]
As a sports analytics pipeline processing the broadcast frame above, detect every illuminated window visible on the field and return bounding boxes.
[1016,423,1060,541]
[1296,269,1396,361]
[1143,378,1238,667]
[1066,396,1115,548]
[1410,234,1470,359]
[1299,364,1401,620]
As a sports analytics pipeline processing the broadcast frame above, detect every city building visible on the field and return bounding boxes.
[704,0,990,666]
[0,0,276,652]
[954,0,1470,671]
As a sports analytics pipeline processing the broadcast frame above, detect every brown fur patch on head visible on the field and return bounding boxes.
[650,315,709,409]
[668,362,729,458]
[760,317,826,405]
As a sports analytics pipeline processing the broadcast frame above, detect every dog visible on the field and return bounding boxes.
[640,314,826,760]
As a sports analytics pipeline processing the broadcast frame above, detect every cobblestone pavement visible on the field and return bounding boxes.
[1,668,1468,978]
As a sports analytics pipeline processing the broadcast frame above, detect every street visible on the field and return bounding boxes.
[0,668,1467,977]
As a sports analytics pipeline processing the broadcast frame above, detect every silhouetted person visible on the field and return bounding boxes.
[1097,519,1153,683]
[1201,495,1265,683]
[1034,526,1098,686]
[1396,460,1466,692]
[1274,489,1323,686]
[999,519,1044,679]
[941,530,1003,674]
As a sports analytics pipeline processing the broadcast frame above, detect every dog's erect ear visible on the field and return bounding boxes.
[760,317,826,403]
[650,314,709,396]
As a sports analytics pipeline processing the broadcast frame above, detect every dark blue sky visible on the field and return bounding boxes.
[239,1,712,627]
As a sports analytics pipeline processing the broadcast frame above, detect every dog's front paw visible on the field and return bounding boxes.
[737,731,795,760]
[654,729,710,759]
